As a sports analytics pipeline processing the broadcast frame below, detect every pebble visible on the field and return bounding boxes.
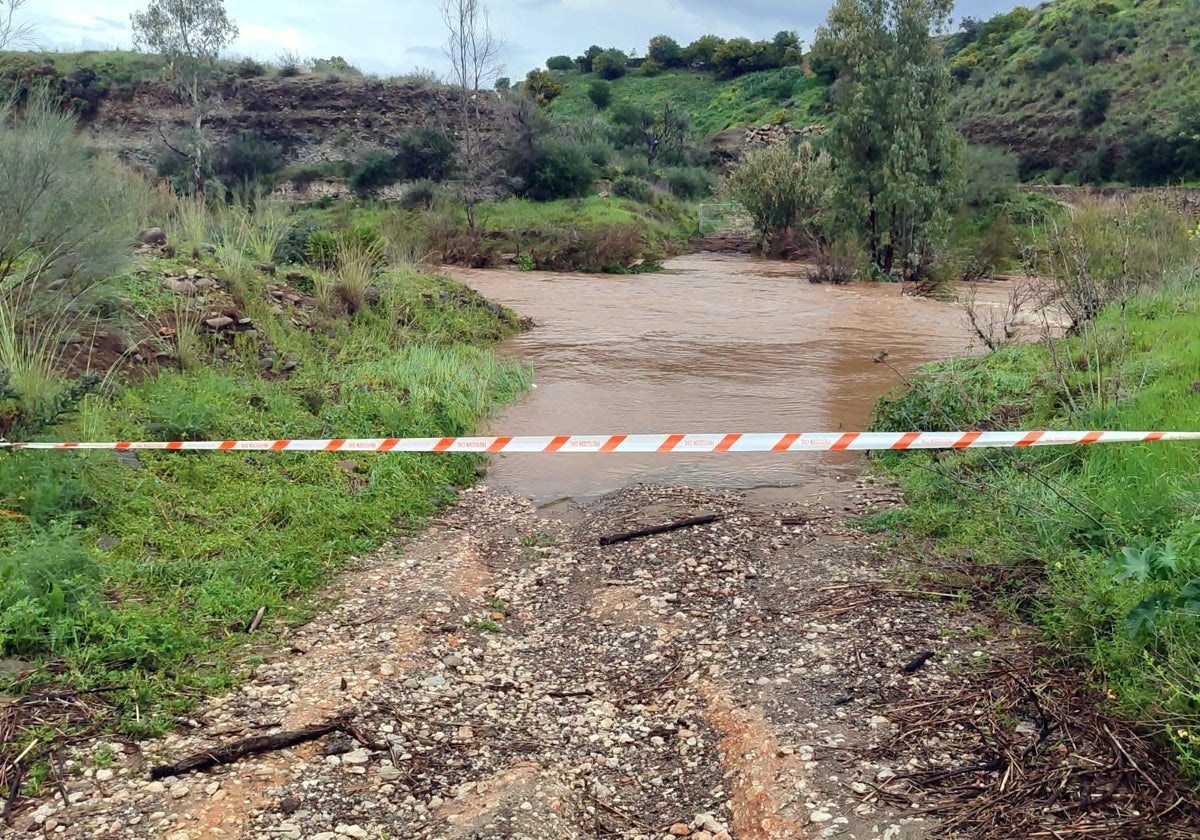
[95,769,114,782]
[670,823,691,836]
[169,784,190,800]
[335,825,369,838]
[341,750,370,766]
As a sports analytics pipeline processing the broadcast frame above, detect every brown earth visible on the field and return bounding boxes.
[10,482,1198,839]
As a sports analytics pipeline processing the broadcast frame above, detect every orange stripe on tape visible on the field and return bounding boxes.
[1081,431,1104,444]
[892,432,922,450]
[1146,432,1165,441]
[1016,431,1044,447]
[832,433,859,451]
[116,442,130,449]
[379,438,399,451]
[488,437,512,453]
[271,440,290,450]
[599,435,626,452]
[433,438,456,452]
[166,441,183,450]
[658,434,685,452]
[325,439,345,451]
[545,436,570,452]
[773,433,801,452]
[953,431,982,449]
[60,443,78,448]
[219,441,237,450]
[715,433,741,452]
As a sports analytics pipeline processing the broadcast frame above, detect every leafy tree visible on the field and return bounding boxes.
[131,0,239,196]
[724,142,832,250]
[518,139,595,201]
[1078,87,1112,128]
[395,127,457,181]
[524,68,564,105]
[592,48,628,80]
[612,101,689,165]
[576,44,604,72]
[684,35,725,69]
[814,0,963,280]
[713,38,772,78]
[773,30,804,66]
[546,55,574,71]
[647,35,684,68]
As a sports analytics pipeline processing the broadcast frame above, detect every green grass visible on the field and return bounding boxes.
[872,254,1200,775]
[548,67,827,137]
[0,255,529,752]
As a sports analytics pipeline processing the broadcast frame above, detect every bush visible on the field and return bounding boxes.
[1030,43,1075,74]
[684,35,725,69]
[587,79,612,109]
[394,127,456,182]
[234,57,267,78]
[524,68,564,106]
[519,140,597,201]
[1078,87,1112,129]
[640,58,664,77]
[214,132,285,189]
[662,166,713,200]
[277,216,322,265]
[961,145,1019,208]
[612,175,652,202]
[400,178,437,210]
[546,55,574,71]
[724,142,832,250]
[593,49,628,80]
[350,149,399,195]
[576,45,604,73]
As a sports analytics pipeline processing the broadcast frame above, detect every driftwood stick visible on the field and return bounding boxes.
[598,514,719,546]
[148,714,352,780]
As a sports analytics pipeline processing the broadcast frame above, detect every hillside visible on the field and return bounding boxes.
[948,0,1200,184]
[545,66,828,138]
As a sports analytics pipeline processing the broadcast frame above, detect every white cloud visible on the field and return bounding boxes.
[22,0,1028,77]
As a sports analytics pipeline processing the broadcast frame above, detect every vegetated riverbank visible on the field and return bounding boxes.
[0,201,530,798]
[868,200,1200,777]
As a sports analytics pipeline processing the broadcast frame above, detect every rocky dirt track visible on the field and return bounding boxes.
[12,481,1199,840]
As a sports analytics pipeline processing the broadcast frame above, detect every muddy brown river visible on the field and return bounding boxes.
[456,254,996,505]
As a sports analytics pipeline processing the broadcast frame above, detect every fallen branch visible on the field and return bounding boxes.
[148,714,353,779]
[598,514,719,546]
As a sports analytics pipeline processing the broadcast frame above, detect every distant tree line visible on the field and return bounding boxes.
[543,31,803,81]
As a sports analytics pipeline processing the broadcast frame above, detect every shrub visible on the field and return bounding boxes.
[961,145,1019,208]
[1030,43,1075,74]
[587,79,612,109]
[662,166,713,200]
[234,57,267,78]
[1078,87,1112,129]
[576,45,604,73]
[400,178,437,210]
[593,49,628,80]
[683,35,725,69]
[546,55,574,71]
[277,216,321,264]
[724,142,832,250]
[350,149,400,195]
[524,68,564,106]
[581,139,615,168]
[640,58,663,77]
[519,140,597,201]
[305,230,339,268]
[394,127,456,182]
[612,175,652,202]
[214,132,285,189]
[310,56,361,76]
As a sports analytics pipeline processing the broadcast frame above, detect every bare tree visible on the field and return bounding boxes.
[131,0,238,196]
[0,0,35,51]
[441,0,503,229]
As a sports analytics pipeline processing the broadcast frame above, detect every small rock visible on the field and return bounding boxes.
[167,279,198,295]
[670,824,691,836]
[95,768,114,782]
[379,662,395,676]
[335,826,369,839]
[423,674,446,688]
[169,784,190,799]
[693,833,714,840]
[341,749,370,766]
[442,654,463,668]
[204,316,235,330]
[876,767,896,782]
[811,810,833,822]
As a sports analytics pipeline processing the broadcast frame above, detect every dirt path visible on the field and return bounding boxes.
[11,482,1199,839]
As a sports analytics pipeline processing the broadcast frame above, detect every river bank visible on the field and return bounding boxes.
[15,482,1200,839]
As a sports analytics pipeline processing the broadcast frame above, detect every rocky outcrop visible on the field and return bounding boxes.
[83,76,500,171]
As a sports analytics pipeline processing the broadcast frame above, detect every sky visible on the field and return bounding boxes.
[23,0,1027,80]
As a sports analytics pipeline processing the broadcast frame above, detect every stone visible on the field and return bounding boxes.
[341,749,370,766]
[95,768,114,782]
[423,674,446,688]
[335,826,369,838]
[669,824,691,836]
[169,784,190,799]
[204,316,235,330]
[167,279,198,295]
[811,810,833,822]
[136,228,167,246]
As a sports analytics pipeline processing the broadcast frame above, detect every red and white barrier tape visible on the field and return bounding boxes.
[2,431,1199,453]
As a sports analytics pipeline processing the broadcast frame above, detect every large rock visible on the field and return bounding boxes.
[136,227,167,246]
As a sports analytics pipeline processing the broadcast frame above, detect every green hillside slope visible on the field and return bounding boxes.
[948,0,1200,184]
